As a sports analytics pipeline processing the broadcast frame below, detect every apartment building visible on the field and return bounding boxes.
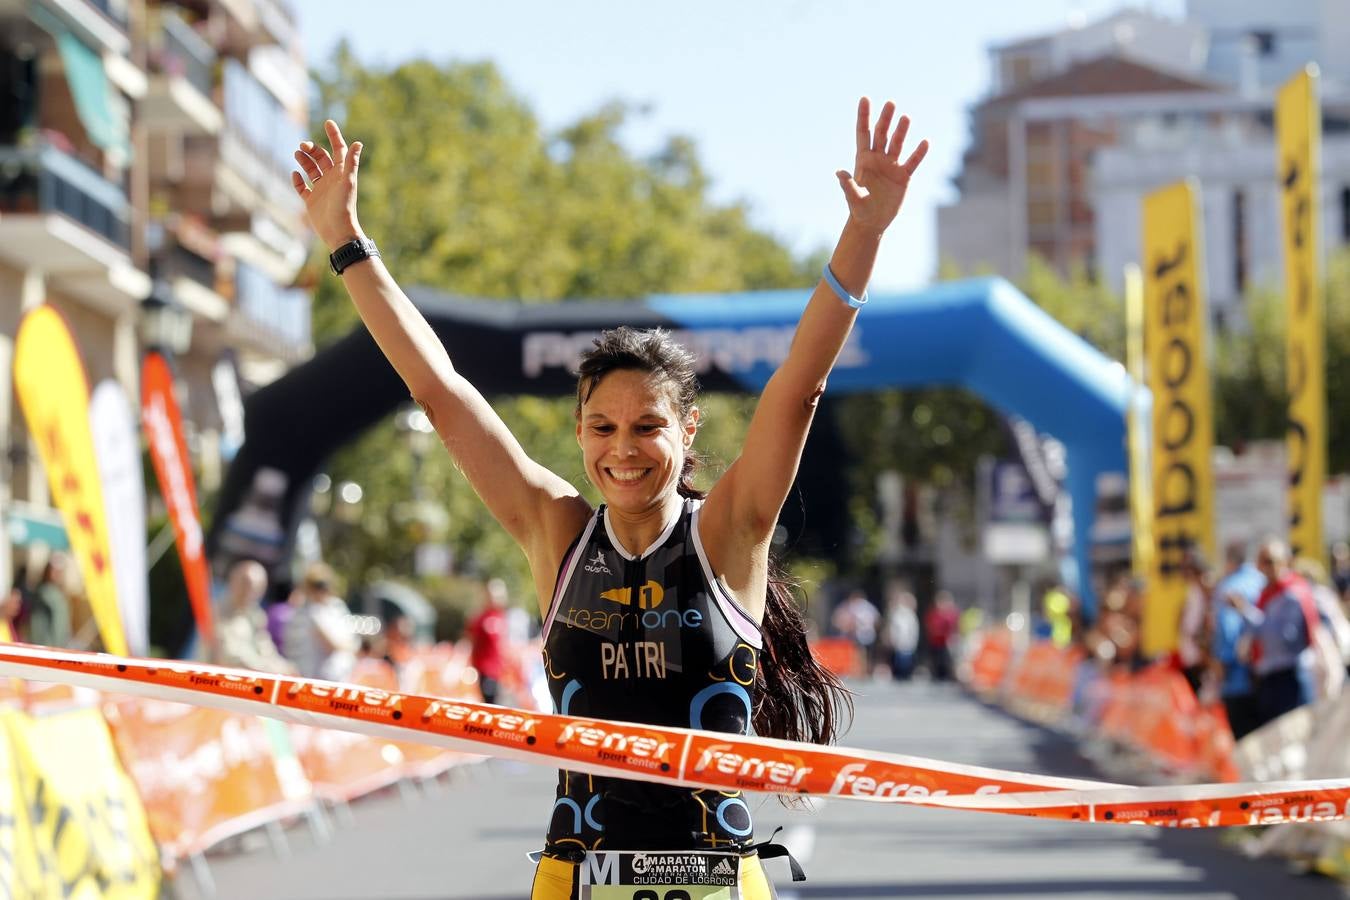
[0,0,311,597]
[937,3,1350,320]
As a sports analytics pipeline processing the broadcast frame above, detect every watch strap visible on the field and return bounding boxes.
[329,237,380,275]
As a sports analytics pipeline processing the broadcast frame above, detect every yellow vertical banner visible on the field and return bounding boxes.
[2,707,161,897]
[1124,264,1154,581]
[1277,65,1326,564]
[1141,181,1215,657]
[12,305,128,656]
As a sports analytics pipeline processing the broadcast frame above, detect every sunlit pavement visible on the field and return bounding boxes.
[187,680,1349,900]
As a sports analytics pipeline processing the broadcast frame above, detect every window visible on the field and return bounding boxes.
[1341,187,1350,243]
[1233,189,1247,294]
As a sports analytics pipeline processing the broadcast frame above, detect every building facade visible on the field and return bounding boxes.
[0,0,311,613]
[938,2,1350,322]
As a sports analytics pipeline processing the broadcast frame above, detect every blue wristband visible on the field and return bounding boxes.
[822,262,867,309]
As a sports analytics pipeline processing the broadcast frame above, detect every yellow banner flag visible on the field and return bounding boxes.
[13,306,128,656]
[1277,65,1326,564]
[1140,181,1215,658]
[2,707,160,897]
[1124,264,1155,581]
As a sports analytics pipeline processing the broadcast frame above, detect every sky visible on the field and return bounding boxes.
[291,0,1187,293]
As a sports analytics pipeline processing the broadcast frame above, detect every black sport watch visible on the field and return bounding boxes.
[329,237,380,275]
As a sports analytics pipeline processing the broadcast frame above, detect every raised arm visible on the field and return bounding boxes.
[291,122,590,596]
[710,98,928,537]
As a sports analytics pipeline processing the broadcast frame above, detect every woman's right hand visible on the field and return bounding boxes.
[291,119,365,252]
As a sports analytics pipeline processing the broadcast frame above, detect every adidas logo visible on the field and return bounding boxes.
[711,858,735,877]
[584,550,612,575]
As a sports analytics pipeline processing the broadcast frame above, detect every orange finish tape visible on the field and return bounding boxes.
[0,644,1344,829]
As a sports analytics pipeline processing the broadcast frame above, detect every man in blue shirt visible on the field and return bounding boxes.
[1210,541,1264,739]
[1230,539,1315,729]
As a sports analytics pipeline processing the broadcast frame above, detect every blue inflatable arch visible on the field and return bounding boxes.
[209,276,1129,615]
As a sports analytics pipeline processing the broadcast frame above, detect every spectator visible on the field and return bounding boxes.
[1293,557,1350,674]
[1209,542,1264,740]
[883,588,920,681]
[1331,541,1350,598]
[1232,539,1319,727]
[283,562,358,681]
[25,552,72,648]
[1042,583,1074,649]
[214,560,294,674]
[2,577,23,642]
[831,589,880,674]
[467,578,510,704]
[1177,550,1213,694]
[924,590,960,682]
[382,614,416,675]
[265,586,297,659]
[1092,575,1141,669]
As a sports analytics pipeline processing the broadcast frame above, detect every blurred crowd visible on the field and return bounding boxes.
[824,536,1350,741]
[4,550,79,648]
[4,552,533,704]
[829,585,966,683]
[1085,537,1350,739]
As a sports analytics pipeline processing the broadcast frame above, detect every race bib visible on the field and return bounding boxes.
[580,851,742,900]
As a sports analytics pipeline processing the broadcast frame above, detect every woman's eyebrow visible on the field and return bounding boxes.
[584,410,669,421]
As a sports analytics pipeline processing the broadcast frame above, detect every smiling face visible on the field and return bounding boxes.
[577,368,698,515]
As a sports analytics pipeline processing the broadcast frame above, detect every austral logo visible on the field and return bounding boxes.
[584,550,612,575]
[601,581,664,609]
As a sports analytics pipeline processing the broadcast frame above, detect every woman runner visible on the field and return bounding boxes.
[291,96,927,899]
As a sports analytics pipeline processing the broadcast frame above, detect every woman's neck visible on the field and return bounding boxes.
[604,493,684,558]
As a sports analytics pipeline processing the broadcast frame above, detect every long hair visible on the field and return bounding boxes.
[576,327,853,745]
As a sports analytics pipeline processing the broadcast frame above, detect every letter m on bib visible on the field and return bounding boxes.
[583,852,619,885]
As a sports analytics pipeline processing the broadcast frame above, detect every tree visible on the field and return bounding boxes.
[829,255,1116,571]
[305,48,815,604]
[1214,248,1350,471]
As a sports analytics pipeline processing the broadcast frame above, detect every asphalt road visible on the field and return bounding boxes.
[181,680,1349,900]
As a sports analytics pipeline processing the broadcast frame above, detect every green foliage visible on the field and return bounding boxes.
[829,253,1118,566]
[1017,255,1124,360]
[935,247,1350,486]
[1214,248,1350,471]
[305,47,816,605]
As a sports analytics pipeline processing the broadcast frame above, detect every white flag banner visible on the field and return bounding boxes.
[89,380,149,656]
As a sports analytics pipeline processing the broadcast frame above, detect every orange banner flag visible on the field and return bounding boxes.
[141,351,214,643]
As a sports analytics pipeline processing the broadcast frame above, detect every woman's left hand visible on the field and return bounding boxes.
[837,98,929,237]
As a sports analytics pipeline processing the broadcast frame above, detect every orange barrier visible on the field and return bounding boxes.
[1126,664,1200,771]
[1096,668,1135,745]
[971,639,1240,785]
[103,696,314,859]
[399,646,486,779]
[1003,642,1082,719]
[967,630,1012,695]
[1195,702,1241,784]
[811,637,862,678]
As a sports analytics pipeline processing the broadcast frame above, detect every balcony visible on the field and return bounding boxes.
[0,141,148,310]
[168,58,302,229]
[216,0,295,51]
[2,0,132,56]
[228,259,311,361]
[142,8,222,135]
[253,0,295,47]
[151,217,231,323]
[0,141,129,246]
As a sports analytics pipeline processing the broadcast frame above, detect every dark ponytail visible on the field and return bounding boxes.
[578,327,853,746]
